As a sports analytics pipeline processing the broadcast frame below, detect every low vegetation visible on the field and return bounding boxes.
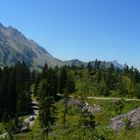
[13,99,140,140]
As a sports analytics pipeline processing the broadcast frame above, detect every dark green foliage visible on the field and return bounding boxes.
[94,59,101,70]
[0,62,32,122]
[41,63,48,79]
[39,96,56,128]
[37,65,76,133]
[38,66,59,137]
[80,109,95,128]
[58,67,68,94]
[87,61,92,71]
[133,84,140,98]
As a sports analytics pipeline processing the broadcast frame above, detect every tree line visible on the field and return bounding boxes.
[0,62,32,122]
[76,60,140,98]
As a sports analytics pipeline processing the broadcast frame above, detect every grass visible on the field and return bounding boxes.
[6,98,140,140]
[0,123,6,134]
[47,98,140,140]
[87,99,140,126]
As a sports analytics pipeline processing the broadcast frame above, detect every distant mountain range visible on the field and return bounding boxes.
[0,23,123,70]
[108,60,123,69]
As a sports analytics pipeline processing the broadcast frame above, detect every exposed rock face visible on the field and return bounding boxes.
[67,98,102,115]
[110,107,140,132]
[0,23,63,69]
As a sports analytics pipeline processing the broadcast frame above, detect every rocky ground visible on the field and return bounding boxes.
[110,107,140,132]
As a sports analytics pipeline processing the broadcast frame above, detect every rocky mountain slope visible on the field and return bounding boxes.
[0,23,63,69]
[0,22,123,70]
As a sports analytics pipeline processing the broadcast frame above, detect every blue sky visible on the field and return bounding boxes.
[0,0,140,69]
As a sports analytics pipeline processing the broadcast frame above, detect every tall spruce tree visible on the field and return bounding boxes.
[38,79,56,138]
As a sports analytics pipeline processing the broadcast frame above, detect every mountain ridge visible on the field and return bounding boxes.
[0,22,123,70]
[0,23,63,69]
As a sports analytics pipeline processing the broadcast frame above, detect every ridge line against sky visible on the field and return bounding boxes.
[0,0,140,69]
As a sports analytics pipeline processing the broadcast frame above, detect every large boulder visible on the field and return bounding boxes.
[67,98,102,115]
[110,107,140,132]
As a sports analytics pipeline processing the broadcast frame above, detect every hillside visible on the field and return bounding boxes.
[0,23,63,69]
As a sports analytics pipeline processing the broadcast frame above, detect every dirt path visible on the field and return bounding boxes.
[87,96,140,101]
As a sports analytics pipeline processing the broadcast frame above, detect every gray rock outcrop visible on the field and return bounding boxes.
[67,98,102,115]
[110,107,140,132]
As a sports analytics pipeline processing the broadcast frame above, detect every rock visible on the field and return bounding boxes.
[110,114,127,132]
[67,98,102,115]
[112,99,125,106]
[110,107,140,132]
[127,108,140,128]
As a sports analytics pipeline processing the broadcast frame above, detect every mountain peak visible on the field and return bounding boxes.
[0,22,63,69]
[71,59,81,62]
[7,25,19,33]
[0,23,4,28]
[7,25,15,30]
[109,60,123,69]
[111,60,118,63]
